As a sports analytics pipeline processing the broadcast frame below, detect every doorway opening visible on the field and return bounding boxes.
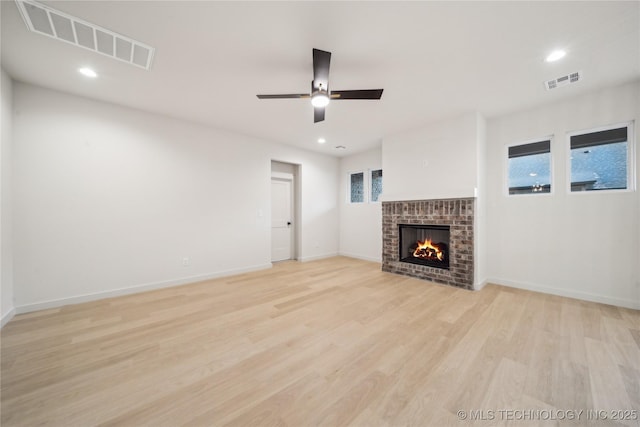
[271,161,300,262]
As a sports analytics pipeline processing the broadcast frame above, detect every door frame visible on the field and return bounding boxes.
[271,165,300,261]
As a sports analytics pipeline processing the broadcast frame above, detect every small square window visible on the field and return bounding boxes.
[508,140,552,195]
[349,172,365,203]
[569,125,631,192]
[370,169,383,202]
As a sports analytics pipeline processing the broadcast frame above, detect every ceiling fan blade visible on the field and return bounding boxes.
[330,89,384,100]
[314,107,325,123]
[312,48,331,90]
[256,94,310,99]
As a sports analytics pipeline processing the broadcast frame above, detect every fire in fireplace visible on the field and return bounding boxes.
[413,238,445,261]
[399,224,450,270]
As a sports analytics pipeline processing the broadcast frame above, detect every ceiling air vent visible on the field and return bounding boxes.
[545,71,581,91]
[15,0,155,70]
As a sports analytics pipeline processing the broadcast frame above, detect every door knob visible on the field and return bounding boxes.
[287,221,291,226]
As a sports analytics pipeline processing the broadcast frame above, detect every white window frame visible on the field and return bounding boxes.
[369,168,383,203]
[566,121,635,195]
[505,135,555,197]
[347,170,367,204]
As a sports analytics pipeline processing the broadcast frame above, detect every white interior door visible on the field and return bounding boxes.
[271,178,293,262]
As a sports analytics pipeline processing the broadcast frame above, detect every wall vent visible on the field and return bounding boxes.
[15,0,155,70]
[545,71,581,91]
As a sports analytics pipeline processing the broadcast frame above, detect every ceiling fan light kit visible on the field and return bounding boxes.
[257,48,384,123]
[311,86,330,108]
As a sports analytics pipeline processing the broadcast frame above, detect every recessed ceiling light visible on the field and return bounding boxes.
[335,145,346,150]
[78,67,97,78]
[318,138,326,144]
[545,50,566,62]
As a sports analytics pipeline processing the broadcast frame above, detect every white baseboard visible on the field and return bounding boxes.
[1,307,15,328]
[487,277,640,310]
[338,252,382,263]
[15,263,273,315]
[474,279,489,291]
[298,252,339,263]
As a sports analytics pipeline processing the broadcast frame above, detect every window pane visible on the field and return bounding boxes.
[371,169,383,202]
[508,141,551,195]
[350,172,364,203]
[570,141,627,191]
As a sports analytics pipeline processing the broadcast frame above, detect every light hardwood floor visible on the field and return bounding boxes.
[2,257,639,426]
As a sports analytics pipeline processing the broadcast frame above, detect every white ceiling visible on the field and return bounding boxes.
[2,1,639,156]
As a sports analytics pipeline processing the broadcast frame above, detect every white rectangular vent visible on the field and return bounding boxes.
[15,0,154,70]
[545,71,581,91]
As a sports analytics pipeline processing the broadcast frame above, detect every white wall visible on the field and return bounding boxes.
[1,69,15,326]
[486,80,640,309]
[338,147,382,262]
[382,112,480,202]
[12,83,339,312]
[271,160,296,175]
[474,113,488,289]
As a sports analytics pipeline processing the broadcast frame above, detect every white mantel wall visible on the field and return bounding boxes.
[475,113,488,289]
[12,83,339,312]
[382,112,481,202]
[486,80,640,309]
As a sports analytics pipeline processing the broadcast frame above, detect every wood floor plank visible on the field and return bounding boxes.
[585,336,634,414]
[2,257,639,426]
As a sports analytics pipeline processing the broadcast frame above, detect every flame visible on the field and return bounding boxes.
[413,238,445,261]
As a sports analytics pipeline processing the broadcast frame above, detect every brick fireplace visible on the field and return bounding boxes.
[382,198,474,289]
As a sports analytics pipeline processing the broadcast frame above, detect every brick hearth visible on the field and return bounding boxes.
[382,198,474,289]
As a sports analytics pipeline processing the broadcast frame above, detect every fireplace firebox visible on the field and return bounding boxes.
[399,224,450,270]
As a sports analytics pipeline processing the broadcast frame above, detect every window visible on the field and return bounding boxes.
[370,169,383,202]
[569,124,633,192]
[349,172,365,203]
[508,139,552,195]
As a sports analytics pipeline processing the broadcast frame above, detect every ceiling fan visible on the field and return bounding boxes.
[257,49,384,123]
